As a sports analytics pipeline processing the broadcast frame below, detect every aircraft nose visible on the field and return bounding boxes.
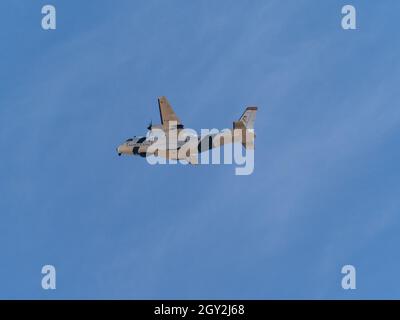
[116,146,121,156]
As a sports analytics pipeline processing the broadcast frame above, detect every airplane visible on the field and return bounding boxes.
[116,96,257,163]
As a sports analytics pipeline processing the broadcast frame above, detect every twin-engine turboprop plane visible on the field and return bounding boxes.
[116,96,257,163]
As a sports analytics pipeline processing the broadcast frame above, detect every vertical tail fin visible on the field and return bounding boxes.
[233,106,257,149]
[239,106,257,129]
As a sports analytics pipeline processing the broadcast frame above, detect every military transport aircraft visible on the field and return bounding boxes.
[116,96,257,163]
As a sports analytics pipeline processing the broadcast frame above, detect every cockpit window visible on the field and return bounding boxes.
[126,138,133,142]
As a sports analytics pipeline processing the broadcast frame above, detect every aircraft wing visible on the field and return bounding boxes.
[158,96,182,126]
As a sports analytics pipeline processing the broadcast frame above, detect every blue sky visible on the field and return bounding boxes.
[1,0,400,299]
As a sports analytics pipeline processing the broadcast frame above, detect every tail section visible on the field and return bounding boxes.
[238,106,257,129]
[233,106,257,149]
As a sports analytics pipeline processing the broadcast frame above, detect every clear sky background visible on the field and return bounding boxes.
[1,0,400,299]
